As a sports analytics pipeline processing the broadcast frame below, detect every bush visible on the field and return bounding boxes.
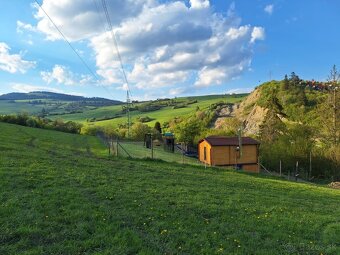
[130,122,151,140]
[0,114,83,134]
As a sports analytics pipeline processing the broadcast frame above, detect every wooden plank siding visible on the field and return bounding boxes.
[198,137,260,173]
[211,145,258,166]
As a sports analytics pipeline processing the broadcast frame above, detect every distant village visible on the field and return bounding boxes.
[300,80,339,91]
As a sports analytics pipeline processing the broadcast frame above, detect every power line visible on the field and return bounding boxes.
[100,0,132,98]
[100,0,134,137]
[34,0,117,100]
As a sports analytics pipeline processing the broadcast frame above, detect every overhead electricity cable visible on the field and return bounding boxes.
[100,0,132,98]
[92,0,108,31]
[34,0,116,99]
[100,0,134,137]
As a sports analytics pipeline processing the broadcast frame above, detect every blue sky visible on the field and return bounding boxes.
[0,0,339,101]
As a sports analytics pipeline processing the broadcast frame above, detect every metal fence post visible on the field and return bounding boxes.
[151,134,154,159]
[116,137,119,157]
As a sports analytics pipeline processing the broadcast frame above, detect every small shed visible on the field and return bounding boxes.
[163,132,175,152]
[198,136,260,172]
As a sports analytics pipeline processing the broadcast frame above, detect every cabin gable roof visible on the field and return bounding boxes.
[199,136,260,146]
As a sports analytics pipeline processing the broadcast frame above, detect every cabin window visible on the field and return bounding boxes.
[204,146,207,160]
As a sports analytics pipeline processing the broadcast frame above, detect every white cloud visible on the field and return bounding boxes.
[226,87,253,94]
[195,67,227,87]
[41,64,93,86]
[30,0,265,94]
[251,27,265,43]
[0,42,36,74]
[264,4,274,15]
[169,87,183,96]
[190,0,210,9]
[11,83,64,93]
[16,20,37,33]
[32,0,155,41]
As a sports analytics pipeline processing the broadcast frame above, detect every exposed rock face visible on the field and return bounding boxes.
[242,105,268,136]
[212,87,276,135]
[233,88,268,136]
[213,104,235,129]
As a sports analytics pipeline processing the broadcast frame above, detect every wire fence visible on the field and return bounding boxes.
[97,132,201,165]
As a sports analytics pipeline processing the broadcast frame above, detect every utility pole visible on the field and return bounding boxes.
[328,65,339,145]
[309,151,312,179]
[295,161,299,182]
[279,160,282,177]
[333,88,337,145]
[151,133,154,159]
[126,90,131,138]
[238,126,243,157]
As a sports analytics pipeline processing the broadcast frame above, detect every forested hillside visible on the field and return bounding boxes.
[235,71,339,181]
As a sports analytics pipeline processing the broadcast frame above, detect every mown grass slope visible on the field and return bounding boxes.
[0,122,339,254]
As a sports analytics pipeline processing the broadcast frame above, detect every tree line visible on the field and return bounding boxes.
[0,113,82,134]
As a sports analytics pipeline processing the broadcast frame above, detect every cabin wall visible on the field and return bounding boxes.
[242,164,260,173]
[210,146,230,165]
[199,140,259,173]
[238,145,258,164]
[210,145,258,166]
[198,141,212,165]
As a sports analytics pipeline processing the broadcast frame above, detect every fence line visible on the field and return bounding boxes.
[97,133,200,166]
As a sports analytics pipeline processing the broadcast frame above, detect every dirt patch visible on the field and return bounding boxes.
[328,182,340,189]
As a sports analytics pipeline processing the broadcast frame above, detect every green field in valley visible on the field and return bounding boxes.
[52,94,246,128]
[0,100,45,115]
[0,122,339,254]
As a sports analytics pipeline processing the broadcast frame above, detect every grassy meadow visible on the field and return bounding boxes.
[49,94,246,127]
[0,122,339,254]
[0,100,45,115]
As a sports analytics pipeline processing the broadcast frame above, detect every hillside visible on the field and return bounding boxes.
[0,91,121,103]
[0,122,339,254]
[49,94,247,127]
[0,91,122,115]
[233,76,338,136]
[225,77,339,180]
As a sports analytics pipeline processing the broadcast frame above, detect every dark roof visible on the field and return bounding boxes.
[200,136,260,146]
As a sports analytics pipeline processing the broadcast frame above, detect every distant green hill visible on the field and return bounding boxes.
[0,91,121,104]
[0,91,122,115]
[0,122,339,254]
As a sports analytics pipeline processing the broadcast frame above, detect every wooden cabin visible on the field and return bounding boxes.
[198,136,260,173]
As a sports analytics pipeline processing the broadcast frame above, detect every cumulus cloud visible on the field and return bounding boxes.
[11,83,64,93]
[16,20,37,33]
[251,27,265,43]
[30,0,265,94]
[0,42,36,74]
[41,64,93,86]
[190,0,210,9]
[264,4,274,15]
[32,0,155,41]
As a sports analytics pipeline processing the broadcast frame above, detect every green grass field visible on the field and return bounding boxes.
[0,122,339,254]
[0,100,45,115]
[53,94,246,128]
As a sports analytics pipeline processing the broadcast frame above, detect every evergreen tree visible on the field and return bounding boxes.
[281,74,289,90]
[290,72,300,85]
[154,121,162,134]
